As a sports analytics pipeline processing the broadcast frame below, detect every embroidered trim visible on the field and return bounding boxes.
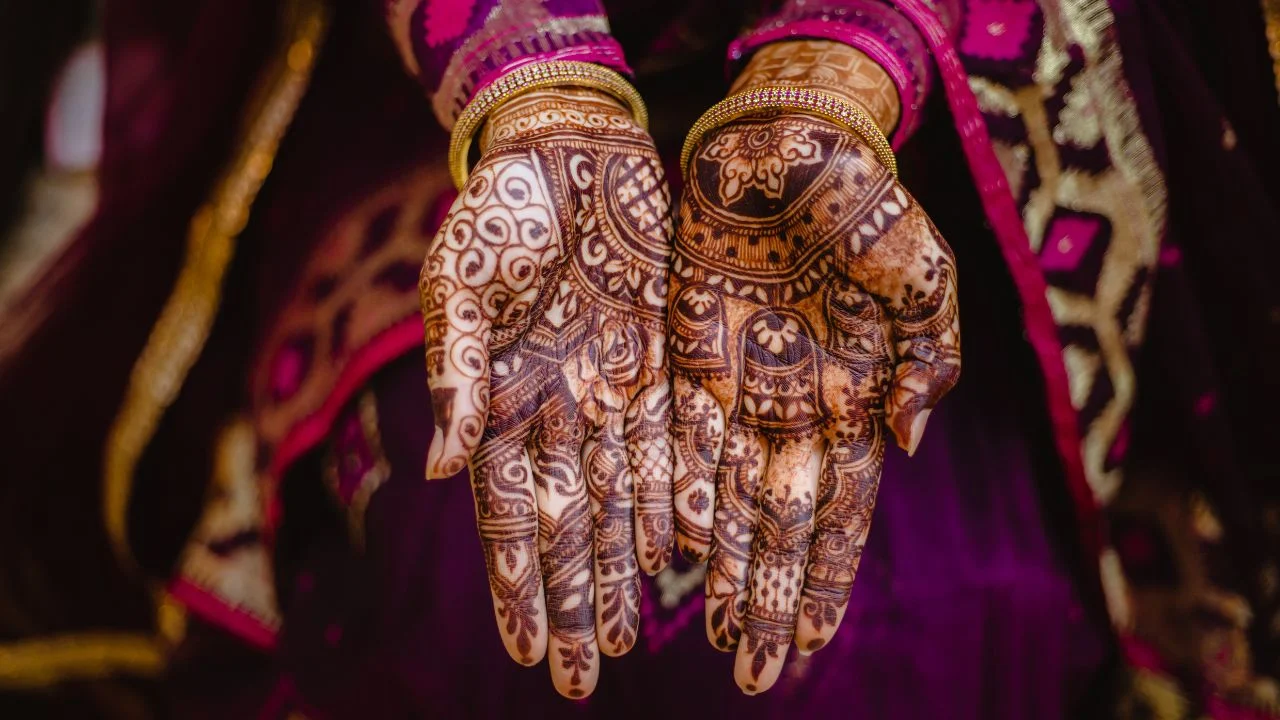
[0,633,166,689]
[412,7,631,129]
[323,391,392,549]
[891,0,1103,565]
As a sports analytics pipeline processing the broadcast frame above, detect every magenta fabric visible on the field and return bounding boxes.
[404,0,631,128]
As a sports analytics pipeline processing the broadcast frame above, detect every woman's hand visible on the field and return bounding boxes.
[420,87,675,698]
[669,108,960,693]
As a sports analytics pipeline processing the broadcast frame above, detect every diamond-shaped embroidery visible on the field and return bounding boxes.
[1040,208,1112,295]
[960,0,1038,61]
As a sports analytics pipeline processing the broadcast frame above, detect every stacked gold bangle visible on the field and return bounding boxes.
[680,86,897,179]
[448,60,648,189]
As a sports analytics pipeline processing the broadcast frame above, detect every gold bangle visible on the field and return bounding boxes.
[447,60,648,189]
[680,86,897,179]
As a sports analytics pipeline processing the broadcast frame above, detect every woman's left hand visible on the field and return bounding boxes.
[668,109,961,693]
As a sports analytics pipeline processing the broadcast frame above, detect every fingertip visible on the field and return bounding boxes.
[733,637,784,695]
[639,547,672,576]
[678,541,709,564]
[548,637,599,700]
[904,408,931,457]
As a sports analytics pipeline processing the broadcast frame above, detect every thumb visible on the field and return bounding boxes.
[847,187,960,456]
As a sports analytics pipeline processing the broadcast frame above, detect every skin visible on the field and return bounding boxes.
[418,40,956,700]
[669,41,962,694]
[419,87,675,698]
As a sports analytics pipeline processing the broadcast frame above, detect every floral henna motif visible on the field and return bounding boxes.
[703,123,823,206]
[671,112,960,695]
[420,87,674,698]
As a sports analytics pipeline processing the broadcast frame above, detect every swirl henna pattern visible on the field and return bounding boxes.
[669,112,960,694]
[420,88,674,698]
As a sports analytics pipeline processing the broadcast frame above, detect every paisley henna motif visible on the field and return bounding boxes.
[420,87,674,698]
[671,104,960,694]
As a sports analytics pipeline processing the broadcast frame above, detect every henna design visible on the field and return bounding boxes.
[671,374,722,560]
[421,88,674,698]
[627,382,675,573]
[471,435,545,665]
[671,106,960,694]
[730,39,903,135]
[583,418,640,656]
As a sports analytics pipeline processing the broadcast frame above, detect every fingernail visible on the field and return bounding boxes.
[906,409,932,457]
[425,425,445,478]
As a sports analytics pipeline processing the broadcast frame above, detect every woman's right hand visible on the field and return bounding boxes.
[419,86,675,698]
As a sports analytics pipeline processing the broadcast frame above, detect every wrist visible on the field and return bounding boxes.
[730,40,901,135]
[479,86,630,154]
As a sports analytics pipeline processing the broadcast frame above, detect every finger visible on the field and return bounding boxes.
[794,433,884,655]
[671,374,723,561]
[669,281,733,561]
[734,439,822,695]
[422,267,490,479]
[528,410,598,699]
[627,380,675,575]
[705,424,768,652]
[470,432,548,667]
[848,185,961,455]
[583,415,640,657]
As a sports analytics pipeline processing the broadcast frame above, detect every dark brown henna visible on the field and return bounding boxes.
[421,88,674,698]
[671,108,959,694]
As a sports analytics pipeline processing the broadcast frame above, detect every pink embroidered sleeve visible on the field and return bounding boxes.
[730,1,959,146]
[383,0,632,130]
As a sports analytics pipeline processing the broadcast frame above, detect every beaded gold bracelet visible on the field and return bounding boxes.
[680,86,897,179]
[448,60,648,189]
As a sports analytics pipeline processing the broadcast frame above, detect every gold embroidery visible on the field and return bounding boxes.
[323,391,392,549]
[103,0,330,573]
[1015,0,1168,505]
[1264,0,1280,105]
[968,76,1021,117]
[0,633,165,689]
[177,417,282,632]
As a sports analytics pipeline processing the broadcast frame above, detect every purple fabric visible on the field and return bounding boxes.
[266,161,1108,714]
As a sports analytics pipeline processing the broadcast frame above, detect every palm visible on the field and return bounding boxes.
[419,88,674,699]
[668,113,960,693]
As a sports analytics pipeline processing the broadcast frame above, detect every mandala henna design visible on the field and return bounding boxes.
[420,87,674,698]
[672,107,959,694]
